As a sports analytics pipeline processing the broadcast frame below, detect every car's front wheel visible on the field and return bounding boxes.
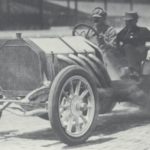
[48,65,99,145]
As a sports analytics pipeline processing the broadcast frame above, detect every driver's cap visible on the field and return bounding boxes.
[92,7,107,18]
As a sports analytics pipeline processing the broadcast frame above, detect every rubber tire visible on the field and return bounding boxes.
[48,65,99,145]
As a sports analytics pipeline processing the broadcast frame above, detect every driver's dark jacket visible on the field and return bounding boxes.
[116,26,150,72]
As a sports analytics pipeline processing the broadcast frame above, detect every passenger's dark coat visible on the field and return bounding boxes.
[116,26,150,72]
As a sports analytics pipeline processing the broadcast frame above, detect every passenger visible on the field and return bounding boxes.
[117,12,150,79]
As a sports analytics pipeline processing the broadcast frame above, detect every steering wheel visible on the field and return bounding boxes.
[72,24,99,41]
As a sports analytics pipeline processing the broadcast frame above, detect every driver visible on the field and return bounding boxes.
[92,7,123,79]
[117,12,150,79]
[91,7,117,51]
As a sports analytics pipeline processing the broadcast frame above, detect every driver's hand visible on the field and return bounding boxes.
[98,33,105,45]
[98,33,105,39]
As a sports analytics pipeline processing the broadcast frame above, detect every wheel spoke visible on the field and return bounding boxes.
[61,97,66,105]
[70,81,74,95]
[87,97,93,109]
[59,103,70,113]
[66,117,74,133]
[62,90,69,98]
[80,102,89,111]
[75,80,81,95]
[87,103,93,109]
[80,115,87,124]
[74,117,81,132]
[61,120,68,128]
[60,97,69,107]
[59,106,64,114]
[80,89,89,99]
[61,109,70,122]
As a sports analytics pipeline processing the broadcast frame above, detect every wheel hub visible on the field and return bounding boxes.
[70,95,82,117]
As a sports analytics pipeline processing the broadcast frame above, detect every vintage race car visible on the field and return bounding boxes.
[0,33,115,145]
[0,25,150,146]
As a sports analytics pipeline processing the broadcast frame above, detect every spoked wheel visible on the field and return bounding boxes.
[72,24,99,43]
[48,65,99,145]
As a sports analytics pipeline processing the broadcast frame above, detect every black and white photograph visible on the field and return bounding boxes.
[1,0,150,149]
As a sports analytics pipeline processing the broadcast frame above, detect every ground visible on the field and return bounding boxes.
[1,103,150,150]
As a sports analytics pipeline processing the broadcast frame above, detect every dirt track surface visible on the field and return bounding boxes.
[1,103,150,150]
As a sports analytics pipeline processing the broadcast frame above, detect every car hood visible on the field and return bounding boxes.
[29,36,97,54]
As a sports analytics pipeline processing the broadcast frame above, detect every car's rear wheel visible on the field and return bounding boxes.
[48,65,99,145]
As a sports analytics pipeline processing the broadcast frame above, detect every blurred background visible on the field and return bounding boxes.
[0,0,150,30]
